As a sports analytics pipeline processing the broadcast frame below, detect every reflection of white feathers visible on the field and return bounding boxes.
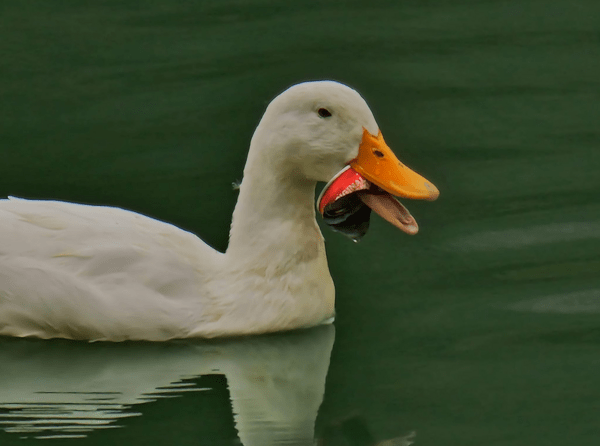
[376,431,416,446]
[0,326,334,444]
[0,81,381,341]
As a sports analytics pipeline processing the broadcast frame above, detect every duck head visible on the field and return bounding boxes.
[246,81,439,241]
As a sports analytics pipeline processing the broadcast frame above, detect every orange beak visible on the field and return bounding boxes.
[350,128,439,201]
[318,128,439,239]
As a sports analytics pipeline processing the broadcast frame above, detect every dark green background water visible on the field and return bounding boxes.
[1,0,600,444]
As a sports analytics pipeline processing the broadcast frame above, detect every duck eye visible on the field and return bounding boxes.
[318,108,332,118]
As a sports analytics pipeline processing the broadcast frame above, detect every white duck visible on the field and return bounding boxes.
[0,81,438,341]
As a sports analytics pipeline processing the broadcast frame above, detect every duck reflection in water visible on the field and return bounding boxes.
[0,326,413,445]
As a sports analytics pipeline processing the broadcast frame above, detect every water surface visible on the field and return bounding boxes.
[1,0,600,445]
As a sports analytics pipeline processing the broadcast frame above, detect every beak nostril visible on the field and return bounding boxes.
[373,150,384,158]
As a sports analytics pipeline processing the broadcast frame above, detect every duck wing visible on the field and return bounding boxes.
[0,197,223,341]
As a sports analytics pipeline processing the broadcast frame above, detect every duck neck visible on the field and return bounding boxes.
[226,150,324,268]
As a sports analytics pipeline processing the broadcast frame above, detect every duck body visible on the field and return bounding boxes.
[0,193,334,341]
[0,81,437,341]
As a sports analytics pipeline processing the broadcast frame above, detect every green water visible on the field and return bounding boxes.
[1,0,600,444]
